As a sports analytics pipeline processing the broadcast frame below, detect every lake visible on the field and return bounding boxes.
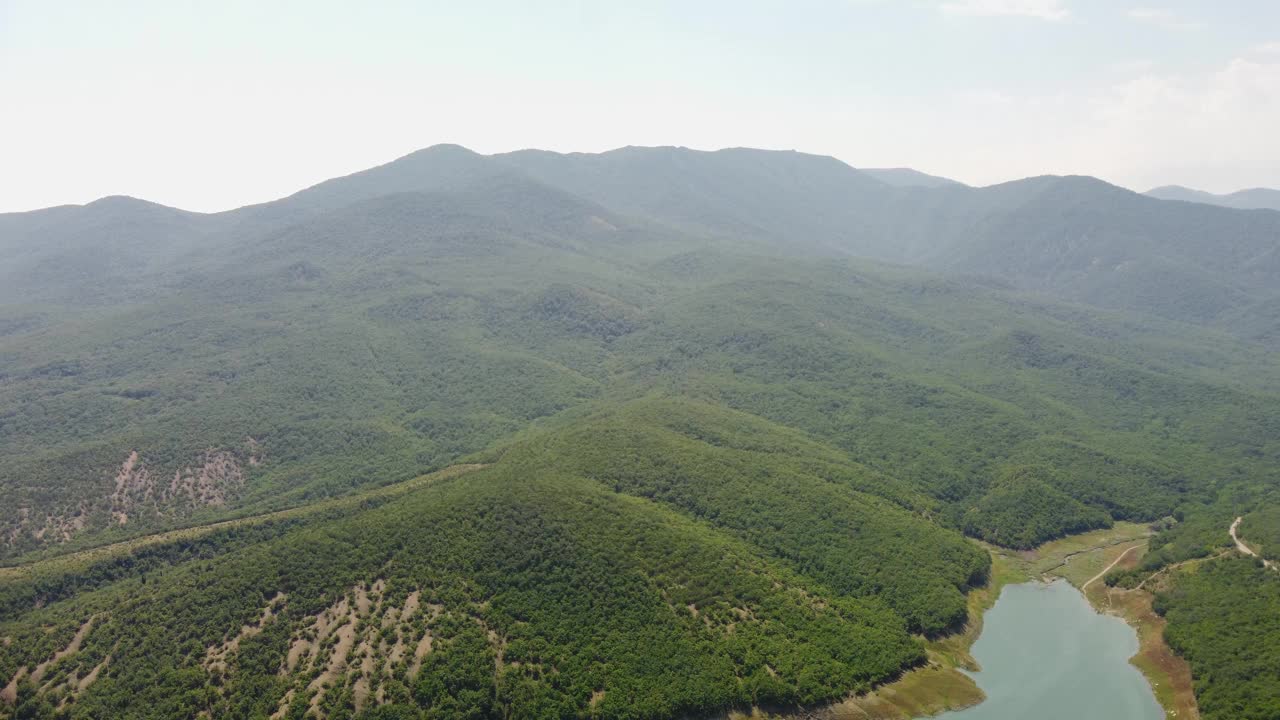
[938,579,1164,720]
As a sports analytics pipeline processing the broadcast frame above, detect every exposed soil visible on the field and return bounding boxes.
[306,612,358,713]
[205,592,286,674]
[1,464,487,580]
[2,615,100,706]
[30,615,96,685]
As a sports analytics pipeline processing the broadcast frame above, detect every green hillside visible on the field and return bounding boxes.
[2,145,1279,719]
[1,405,980,719]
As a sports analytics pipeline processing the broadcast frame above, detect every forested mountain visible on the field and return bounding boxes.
[1,145,1278,720]
[13,145,1277,331]
[901,176,1280,325]
[1147,184,1280,211]
[494,148,1280,330]
[0,196,221,305]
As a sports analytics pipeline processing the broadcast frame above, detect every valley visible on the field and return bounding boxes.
[1,146,1278,720]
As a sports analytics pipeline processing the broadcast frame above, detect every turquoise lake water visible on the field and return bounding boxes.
[938,580,1164,720]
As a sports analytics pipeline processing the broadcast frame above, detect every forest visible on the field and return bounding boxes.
[2,146,1279,719]
[1155,557,1280,720]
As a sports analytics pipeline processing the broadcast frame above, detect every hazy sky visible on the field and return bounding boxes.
[3,0,1279,212]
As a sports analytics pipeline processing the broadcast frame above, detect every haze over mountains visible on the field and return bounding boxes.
[6,145,1279,340]
[1,145,1279,720]
[1145,184,1280,212]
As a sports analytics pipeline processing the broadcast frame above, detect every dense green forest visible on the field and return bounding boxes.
[1101,500,1280,720]
[0,421,961,719]
[1239,506,1280,561]
[2,145,1279,718]
[1154,557,1280,720]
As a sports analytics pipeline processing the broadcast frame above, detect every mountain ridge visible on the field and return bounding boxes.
[5,144,1280,337]
[859,167,965,188]
[1146,184,1280,211]
[2,142,1279,720]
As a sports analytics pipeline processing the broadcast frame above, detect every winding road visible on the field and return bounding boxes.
[1230,516,1275,571]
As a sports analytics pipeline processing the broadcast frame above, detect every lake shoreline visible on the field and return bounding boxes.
[731,536,1021,720]
[983,523,1198,720]
[1049,537,1200,720]
[736,522,1197,720]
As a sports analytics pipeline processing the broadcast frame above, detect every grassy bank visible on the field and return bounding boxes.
[819,553,1026,720]
[1026,524,1199,720]
[750,522,1198,720]
[733,542,1025,720]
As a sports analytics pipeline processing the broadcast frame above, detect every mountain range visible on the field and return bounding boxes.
[0,145,1277,720]
[7,146,1279,337]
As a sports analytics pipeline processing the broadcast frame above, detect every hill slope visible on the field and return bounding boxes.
[0,401,988,718]
[2,144,1279,719]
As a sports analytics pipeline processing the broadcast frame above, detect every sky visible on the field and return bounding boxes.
[2,0,1279,212]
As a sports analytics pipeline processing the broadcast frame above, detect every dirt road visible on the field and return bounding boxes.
[1082,544,1139,591]
[1230,516,1275,571]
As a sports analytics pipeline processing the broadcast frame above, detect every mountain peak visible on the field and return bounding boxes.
[275,143,503,213]
[85,195,172,210]
[1147,184,1195,194]
[397,143,482,160]
[78,195,195,219]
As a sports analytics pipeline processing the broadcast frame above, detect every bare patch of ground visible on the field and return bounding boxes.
[381,590,420,674]
[102,448,248,535]
[76,655,109,692]
[2,615,100,706]
[348,581,389,714]
[50,655,112,712]
[408,627,435,678]
[1,463,487,577]
[0,668,27,704]
[30,615,97,685]
[268,689,294,720]
[167,450,246,508]
[205,592,286,675]
[407,604,445,680]
[284,595,351,675]
[306,611,358,714]
[270,582,441,718]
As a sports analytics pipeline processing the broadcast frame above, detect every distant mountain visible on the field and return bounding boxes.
[0,195,221,304]
[860,167,965,188]
[495,145,888,252]
[5,145,1280,331]
[498,149,1280,325]
[889,175,1280,323]
[279,144,508,213]
[1146,184,1280,211]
